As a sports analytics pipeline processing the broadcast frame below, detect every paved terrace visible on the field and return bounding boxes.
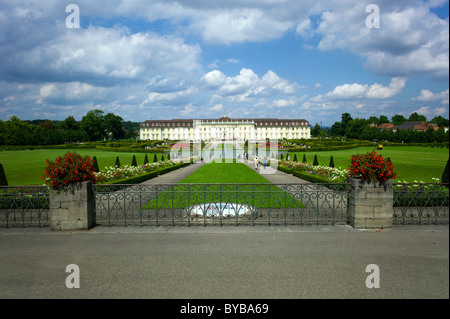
[1,161,448,300]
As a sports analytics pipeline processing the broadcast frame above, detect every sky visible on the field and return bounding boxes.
[0,0,448,126]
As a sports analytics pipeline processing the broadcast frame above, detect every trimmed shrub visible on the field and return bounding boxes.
[329,155,335,168]
[293,154,297,162]
[161,155,164,161]
[93,156,100,173]
[0,163,8,186]
[313,154,319,166]
[131,155,137,167]
[115,156,121,168]
[153,153,158,163]
[302,154,307,163]
[144,154,149,165]
[442,158,449,185]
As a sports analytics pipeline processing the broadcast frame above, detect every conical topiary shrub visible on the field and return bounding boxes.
[153,153,158,163]
[302,154,307,163]
[293,154,297,162]
[0,163,8,186]
[442,158,449,185]
[92,156,99,173]
[131,155,137,167]
[144,154,149,165]
[115,156,121,168]
[313,154,319,166]
[161,154,164,161]
[329,155,335,168]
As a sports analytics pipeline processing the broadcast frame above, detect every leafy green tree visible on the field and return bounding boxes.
[391,114,407,126]
[81,110,105,141]
[408,112,427,122]
[104,113,125,140]
[430,116,449,128]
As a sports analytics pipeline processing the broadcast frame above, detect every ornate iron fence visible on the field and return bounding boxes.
[93,183,350,226]
[393,183,449,225]
[0,186,50,227]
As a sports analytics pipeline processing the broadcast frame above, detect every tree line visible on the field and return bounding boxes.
[311,112,449,143]
[0,110,140,146]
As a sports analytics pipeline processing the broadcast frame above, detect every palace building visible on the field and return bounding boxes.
[139,116,310,141]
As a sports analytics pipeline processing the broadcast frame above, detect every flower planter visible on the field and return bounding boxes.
[349,178,393,229]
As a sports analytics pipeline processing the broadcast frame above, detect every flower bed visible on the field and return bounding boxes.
[94,159,191,184]
[278,160,348,183]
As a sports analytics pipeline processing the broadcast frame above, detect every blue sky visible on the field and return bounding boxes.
[0,0,448,126]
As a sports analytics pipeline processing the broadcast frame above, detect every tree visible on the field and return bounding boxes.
[311,123,322,137]
[346,118,368,139]
[430,116,449,128]
[408,112,427,122]
[80,110,105,141]
[391,114,407,126]
[378,115,389,125]
[104,113,125,140]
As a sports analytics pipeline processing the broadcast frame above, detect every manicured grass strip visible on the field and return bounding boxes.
[143,162,304,209]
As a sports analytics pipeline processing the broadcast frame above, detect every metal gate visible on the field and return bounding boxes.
[93,183,350,226]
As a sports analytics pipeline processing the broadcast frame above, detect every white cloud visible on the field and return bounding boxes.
[412,89,449,104]
[325,77,407,100]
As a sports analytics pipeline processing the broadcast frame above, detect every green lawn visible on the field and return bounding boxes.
[0,149,165,185]
[144,161,303,209]
[289,146,449,183]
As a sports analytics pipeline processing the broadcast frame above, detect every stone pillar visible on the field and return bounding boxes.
[49,181,96,231]
[349,178,393,229]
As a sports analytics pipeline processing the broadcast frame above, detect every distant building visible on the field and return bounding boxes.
[140,116,311,141]
[376,123,395,130]
[390,121,440,132]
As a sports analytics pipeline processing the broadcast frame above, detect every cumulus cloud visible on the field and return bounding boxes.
[202,68,300,102]
[324,77,407,100]
[412,89,449,104]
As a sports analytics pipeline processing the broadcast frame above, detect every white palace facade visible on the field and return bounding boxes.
[139,116,310,141]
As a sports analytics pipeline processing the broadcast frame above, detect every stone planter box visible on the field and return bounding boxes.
[349,178,393,229]
[49,181,95,231]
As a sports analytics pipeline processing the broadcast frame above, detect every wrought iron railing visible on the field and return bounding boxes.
[93,183,350,226]
[393,183,449,225]
[0,186,50,227]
